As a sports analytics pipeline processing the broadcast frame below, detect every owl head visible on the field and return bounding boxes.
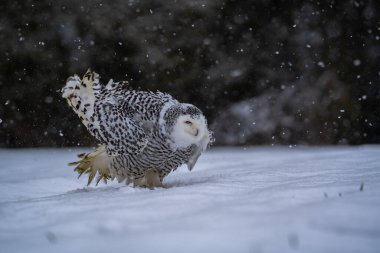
[161,103,210,149]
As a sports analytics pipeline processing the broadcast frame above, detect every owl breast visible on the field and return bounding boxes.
[108,127,194,181]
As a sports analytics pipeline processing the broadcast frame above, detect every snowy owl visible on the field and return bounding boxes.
[62,70,213,188]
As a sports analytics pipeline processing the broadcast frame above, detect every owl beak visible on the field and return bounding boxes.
[186,126,199,137]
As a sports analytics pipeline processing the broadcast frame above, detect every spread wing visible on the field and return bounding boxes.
[63,70,153,156]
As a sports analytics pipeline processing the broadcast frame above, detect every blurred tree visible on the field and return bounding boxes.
[0,0,379,147]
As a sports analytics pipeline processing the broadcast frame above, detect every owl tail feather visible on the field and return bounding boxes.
[69,146,113,186]
[62,69,101,127]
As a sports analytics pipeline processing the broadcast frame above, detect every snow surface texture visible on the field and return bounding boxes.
[0,146,379,253]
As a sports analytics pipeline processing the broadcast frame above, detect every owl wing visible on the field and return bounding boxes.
[63,70,153,156]
[186,146,202,171]
[87,100,152,156]
[186,131,212,171]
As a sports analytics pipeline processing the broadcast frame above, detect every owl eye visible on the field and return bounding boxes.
[184,120,192,125]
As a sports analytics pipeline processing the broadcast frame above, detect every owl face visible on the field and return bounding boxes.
[163,104,209,149]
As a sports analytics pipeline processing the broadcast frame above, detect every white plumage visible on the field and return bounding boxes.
[62,70,213,188]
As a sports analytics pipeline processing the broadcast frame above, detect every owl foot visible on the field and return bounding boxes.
[70,146,112,186]
[133,169,165,189]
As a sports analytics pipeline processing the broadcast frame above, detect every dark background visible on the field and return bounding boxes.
[0,0,379,147]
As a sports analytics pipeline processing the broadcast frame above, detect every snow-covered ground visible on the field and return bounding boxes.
[0,146,379,253]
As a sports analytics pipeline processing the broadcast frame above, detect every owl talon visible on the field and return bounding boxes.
[133,169,165,189]
[95,172,111,186]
